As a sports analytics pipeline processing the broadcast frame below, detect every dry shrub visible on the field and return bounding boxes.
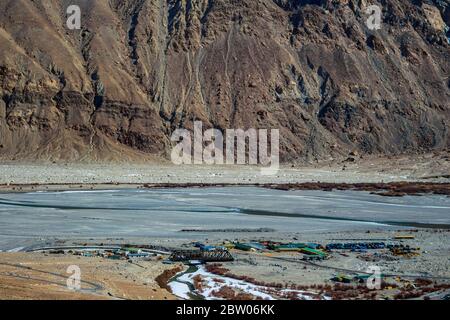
[414,278,433,287]
[212,286,257,300]
[206,264,285,289]
[235,293,256,300]
[193,275,204,292]
[394,291,422,300]
[213,278,225,283]
[205,263,229,275]
[434,283,450,290]
[212,286,237,299]
[155,266,183,292]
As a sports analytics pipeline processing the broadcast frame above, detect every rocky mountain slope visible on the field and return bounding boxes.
[0,0,449,163]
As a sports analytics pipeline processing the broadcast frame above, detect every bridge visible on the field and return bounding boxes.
[169,249,234,262]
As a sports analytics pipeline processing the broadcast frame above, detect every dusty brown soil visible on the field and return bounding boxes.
[265,182,450,196]
[0,253,178,300]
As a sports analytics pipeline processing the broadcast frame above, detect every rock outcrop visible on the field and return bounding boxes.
[0,0,449,162]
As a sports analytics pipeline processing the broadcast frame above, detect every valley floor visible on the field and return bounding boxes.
[0,152,449,192]
[0,229,449,300]
[0,152,448,300]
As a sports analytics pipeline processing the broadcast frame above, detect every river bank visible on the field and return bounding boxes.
[0,152,449,191]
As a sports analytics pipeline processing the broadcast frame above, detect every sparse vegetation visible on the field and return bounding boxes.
[155,266,183,292]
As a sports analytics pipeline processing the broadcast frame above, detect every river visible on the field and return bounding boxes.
[0,187,449,251]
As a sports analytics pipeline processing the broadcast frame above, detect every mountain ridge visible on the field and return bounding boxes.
[0,0,449,163]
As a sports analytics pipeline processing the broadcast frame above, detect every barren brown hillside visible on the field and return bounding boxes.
[0,0,449,162]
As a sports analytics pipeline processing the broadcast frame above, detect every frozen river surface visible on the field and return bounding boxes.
[0,187,449,251]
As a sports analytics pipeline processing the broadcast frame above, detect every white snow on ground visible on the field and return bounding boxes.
[170,266,327,300]
[168,281,191,300]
